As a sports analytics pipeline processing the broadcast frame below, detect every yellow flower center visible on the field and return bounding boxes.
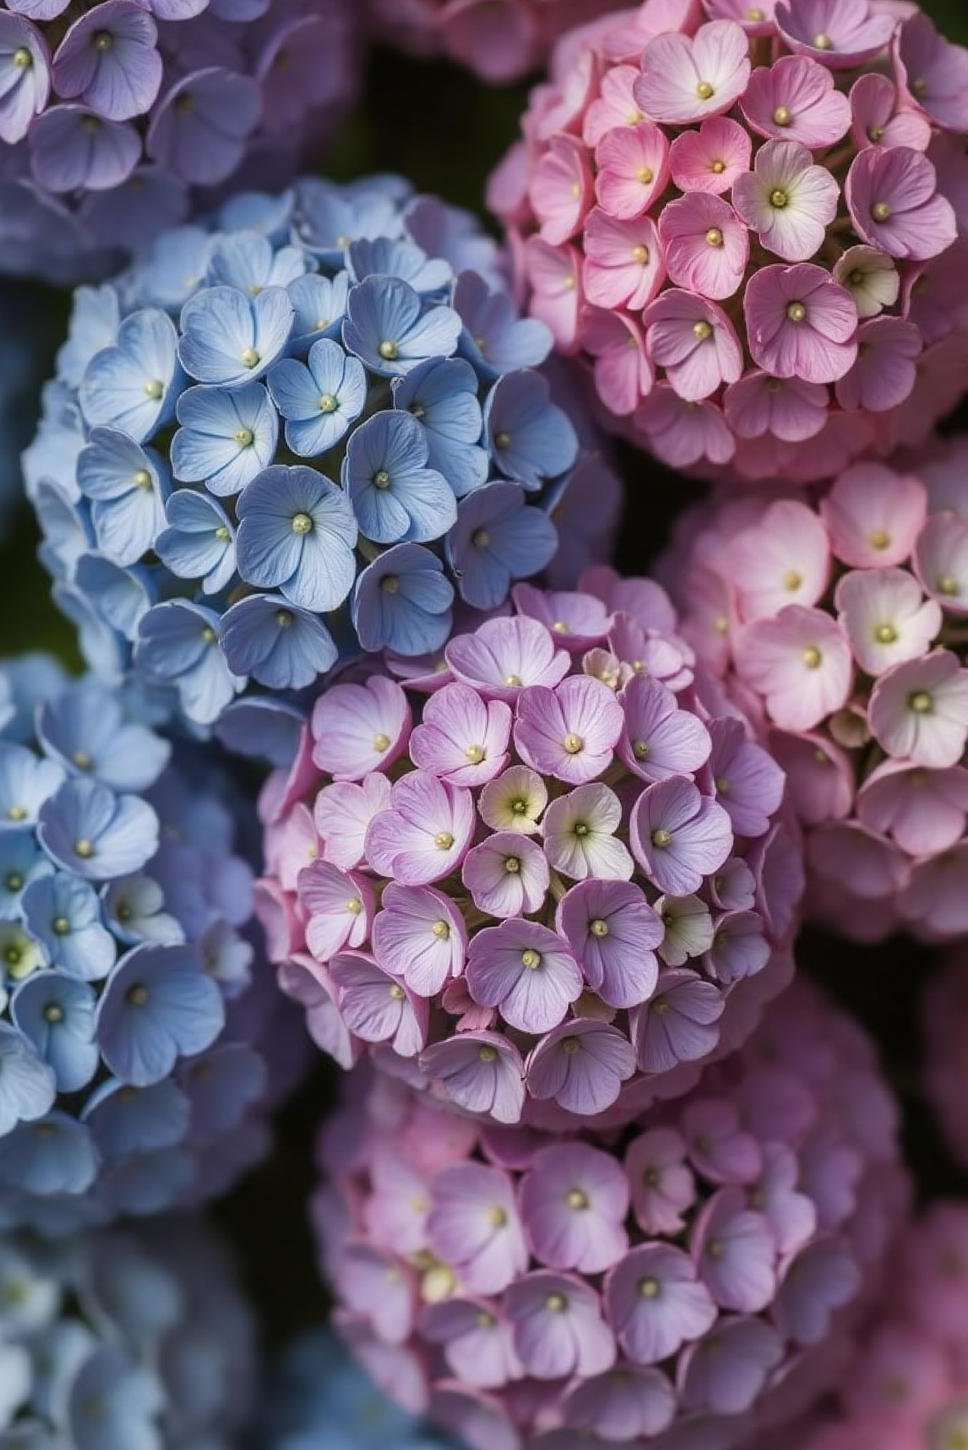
[705,227,724,248]
[74,839,94,859]
[431,919,450,939]
[637,166,654,185]
[495,431,511,449]
[240,347,260,368]
[566,1188,589,1209]
[504,856,521,874]
[521,948,541,970]
[234,427,254,446]
[696,80,715,100]
[434,831,455,850]
[374,470,391,489]
[126,985,148,1006]
[589,919,609,937]
[770,188,789,209]
[773,105,792,126]
[378,340,399,360]
[545,1292,567,1312]
[801,646,822,668]
[632,244,650,264]
[143,379,164,400]
[479,1044,497,1062]
[346,897,363,916]
[639,1277,660,1299]
[633,739,649,759]
[43,1003,64,1024]
[563,733,584,754]
[787,302,807,323]
[93,30,113,49]
[388,983,405,1000]
[872,202,891,222]
[909,690,933,713]
[472,528,491,548]
[711,159,726,174]
[938,574,960,595]
[465,744,486,763]
[487,1205,507,1227]
[291,512,313,534]
[876,623,898,644]
[812,31,832,48]
[319,393,338,413]
[652,828,672,848]
[12,46,32,67]
[693,320,713,341]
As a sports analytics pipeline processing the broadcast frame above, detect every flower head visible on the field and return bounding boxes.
[0,0,360,282]
[494,0,968,482]
[262,573,800,1126]
[0,656,298,1229]
[662,443,968,941]
[315,981,907,1448]
[30,177,617,724]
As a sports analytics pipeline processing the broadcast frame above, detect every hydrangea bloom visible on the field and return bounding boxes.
[755,1202,968,1450]
[259,570,803,1128]
[313,982,908,1450]
[0,654,301,1233]
[0,0,359,283]
[365,0,614,82]
[491,0,968,483]
[261,1328,453,1449]
[26,176,618,729]
[0,1214,255,1447]
[658,442,968,942]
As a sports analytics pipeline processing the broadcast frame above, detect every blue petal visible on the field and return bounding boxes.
[220,594,336,689]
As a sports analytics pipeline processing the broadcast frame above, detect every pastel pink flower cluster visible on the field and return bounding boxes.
[755,1202,968,1450]
[490,0,968,483]
[922,948,968,1172]
[257,569,804,1129]
[314,982,908,1450]
[365,0,616,82]
[659,443,968,942]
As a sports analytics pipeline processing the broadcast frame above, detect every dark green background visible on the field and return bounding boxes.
[2,2,966,1352]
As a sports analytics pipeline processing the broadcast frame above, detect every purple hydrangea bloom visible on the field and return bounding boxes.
[313,981,909,1450]
[260,572,804,1130]
[0,0,360,282]
[28,177,619,725]
[0,654,304,1232]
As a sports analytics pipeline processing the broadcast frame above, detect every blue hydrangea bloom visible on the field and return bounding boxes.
[260,1330,454,1450]
[0,657,304,1233]
[27,177,618,727]
[0,1216,255,1447]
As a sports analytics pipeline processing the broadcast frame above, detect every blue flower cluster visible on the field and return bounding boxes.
[25,175,617,728]
[0,654,298,1233]
[260,1330,452,1450]
[0,1214,255,1448]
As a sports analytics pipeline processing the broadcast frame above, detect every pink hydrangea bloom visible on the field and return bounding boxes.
[493,0,968,482]
[659,439,968,941]
[262,574,802,1125]
[755,1201,968,1450]
[315,981,907,1450]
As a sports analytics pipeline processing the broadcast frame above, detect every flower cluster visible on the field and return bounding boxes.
[490,0,968,482]
[659,444,968,941]
[260,570,803,1130]
[27,175,618,730]
[754,1202,968,1450]
[0,654,297,1233]
[365,0,614,83]
[314,982,908,1450]
[0,0,359,284]
[0,1214,255,1447]
[262,1328,453,1450]
[922,947,968,1172]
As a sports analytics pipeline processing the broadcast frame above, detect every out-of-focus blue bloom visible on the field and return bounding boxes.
[213,698,303,767]
[0,658,68,747]
[28,178,616,727]
[342,413,455,546]
[260,1330,455,1450]
[37,679,170,793]
[0,658,305,1231]
[72,554,154,645]
[267,340,366,457]
[220,594,337,690]
[235,465,357,612]
[171,384,278,497]
[79,311,182,443]
[0,1217,255,1446]
[352,543,453,656]
[155,491,237,597]
[135,600,243,726]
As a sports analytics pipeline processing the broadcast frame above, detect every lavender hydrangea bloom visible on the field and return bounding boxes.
[314,982,909,1450]
[28,177,618,726]
[0,654,303,1233]
[0,0,360,283]
[0,1215,255,1447]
